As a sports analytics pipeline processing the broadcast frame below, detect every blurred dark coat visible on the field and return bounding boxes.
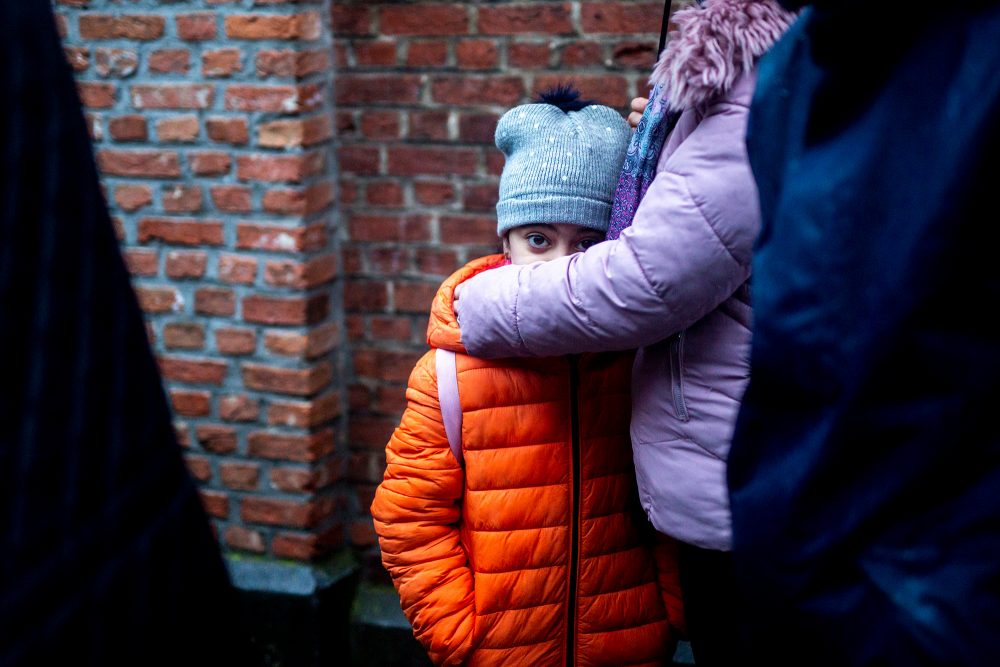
[729,2,1000,664]
[0,2,238,665]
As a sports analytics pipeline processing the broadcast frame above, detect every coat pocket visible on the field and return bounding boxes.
[668,331,690,422]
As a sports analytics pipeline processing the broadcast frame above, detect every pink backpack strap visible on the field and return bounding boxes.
[435,348,463,466]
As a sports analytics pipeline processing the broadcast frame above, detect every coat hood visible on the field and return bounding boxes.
[652,0,796,111]
[427,254,508,353]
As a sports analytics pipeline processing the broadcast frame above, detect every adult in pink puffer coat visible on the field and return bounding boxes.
[453,1,795,663]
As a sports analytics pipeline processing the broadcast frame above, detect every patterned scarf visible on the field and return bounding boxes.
[606,84,682,240]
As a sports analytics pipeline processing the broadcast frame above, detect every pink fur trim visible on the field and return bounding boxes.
[651,0,796,111]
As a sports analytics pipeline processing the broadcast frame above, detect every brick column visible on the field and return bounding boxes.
[55,0,347,564]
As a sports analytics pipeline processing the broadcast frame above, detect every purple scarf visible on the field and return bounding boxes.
[606,83,681,240]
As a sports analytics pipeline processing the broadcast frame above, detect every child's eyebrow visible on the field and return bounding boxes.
[522,223,558,232]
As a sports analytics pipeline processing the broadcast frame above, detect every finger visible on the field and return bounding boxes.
[630,97,649,114]
[628,111,643,129]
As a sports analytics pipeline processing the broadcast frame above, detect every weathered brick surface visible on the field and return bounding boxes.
[59,0,345,562]
[60,0,664,572]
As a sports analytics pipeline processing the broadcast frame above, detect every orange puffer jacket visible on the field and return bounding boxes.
[372,256,684,666]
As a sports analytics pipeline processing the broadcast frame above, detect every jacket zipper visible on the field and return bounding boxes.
[669,331,690,422]
[567,356,581,667]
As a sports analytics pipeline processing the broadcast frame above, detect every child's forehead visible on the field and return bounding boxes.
[511,223,603,235]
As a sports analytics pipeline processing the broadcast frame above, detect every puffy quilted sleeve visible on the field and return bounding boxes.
[370,350,475,666]
[653,533,687,640]
[456,102,758,359]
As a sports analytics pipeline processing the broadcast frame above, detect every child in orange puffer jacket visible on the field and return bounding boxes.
[371,88,684,667]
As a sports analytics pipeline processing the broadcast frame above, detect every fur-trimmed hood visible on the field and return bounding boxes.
[652,0,796,111]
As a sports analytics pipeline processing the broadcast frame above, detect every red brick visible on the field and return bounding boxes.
[85,113,104,141]
[268,392,341,429]
[508,42,551,68]
[273,525,344,560]
[236,153,323,183]
[177,13,217,41]
[78,82,115,109]
[199,490,229,519]
[349,519,377,548]
[532,74,627,107]
[218,254,258,284]
[258,116,333,148]
[206,185,250,213]
[164,250,207,280]
[220,462,260,491]
[195,288,235,316]
[408,110,449,141]
[242,362,333,396]
[479,4,573,34]
[162,185,203,213]
[64,46,90,72]
[612,40,657,68]
[563,41,606,67]
[262,182,334,216]
[406,40,448,67]
[149,49,190,75]
[219,394,260,422]
[269,467,321,494]
[343,280,389,311]
[135,286,182,314]
[359,111,400,140]
[175,422,191,449]
[216,328,256,356]
[203,48,242,77]
[387,146,478,176]
[156,115,200,143]
[131,85,214,110]
[241,495,331,528]
[463,182,500,211]
[247,429,335,463]
[79,15,165,40]
[114,184,152,212]
[93,48,138,77]
[292,49,330,77]
[349,451,385,484]
[416,246,462,275]
[196,424,238,453]
[354,41,396,67]
[370,316,413,342]
[431,75,523,105]
[349,415,398,450]
[376,384,409,415]
[189,152,232,176]
[205,117,249,145]
[255,49,295,78]
[224,526,266,554]
[171,389,211,416]
[370,247,411,274]
[184,455,212,482]
[331,5,372,36]
[264,255,338,290]
[242,294,328,326]
[440,214,497,244]
[414,181,456,206]
[337,146,380,176]
[335,74,422,105]
[581,2,663,34]
[349,214,431,242]
[163,322,206,350]
[124,248,158,276]
[225,13,321,40]
[456,40,498,69]
[352,347,423,383]
[99,150,181,178]
[160,357,228,385]
[459,112,501,144]
[236,223,326,253]
[380,5,468,35]
[364,181,403,208]
[139,218,223,246]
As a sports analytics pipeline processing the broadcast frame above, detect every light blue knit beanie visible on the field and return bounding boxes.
[494,89,631,236]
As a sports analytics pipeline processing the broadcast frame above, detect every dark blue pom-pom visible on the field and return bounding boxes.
[535,84,595,112]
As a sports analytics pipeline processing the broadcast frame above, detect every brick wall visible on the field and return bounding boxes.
[55,0,668,576]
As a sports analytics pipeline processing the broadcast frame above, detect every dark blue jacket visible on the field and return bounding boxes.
[730,3,1000,664]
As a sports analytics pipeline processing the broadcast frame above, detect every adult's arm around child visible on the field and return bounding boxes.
[371,351,476,666]
[456,100,758,359]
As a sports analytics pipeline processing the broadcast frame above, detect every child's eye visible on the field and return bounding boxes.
[578,238,601,251]
[526,233,550,249]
